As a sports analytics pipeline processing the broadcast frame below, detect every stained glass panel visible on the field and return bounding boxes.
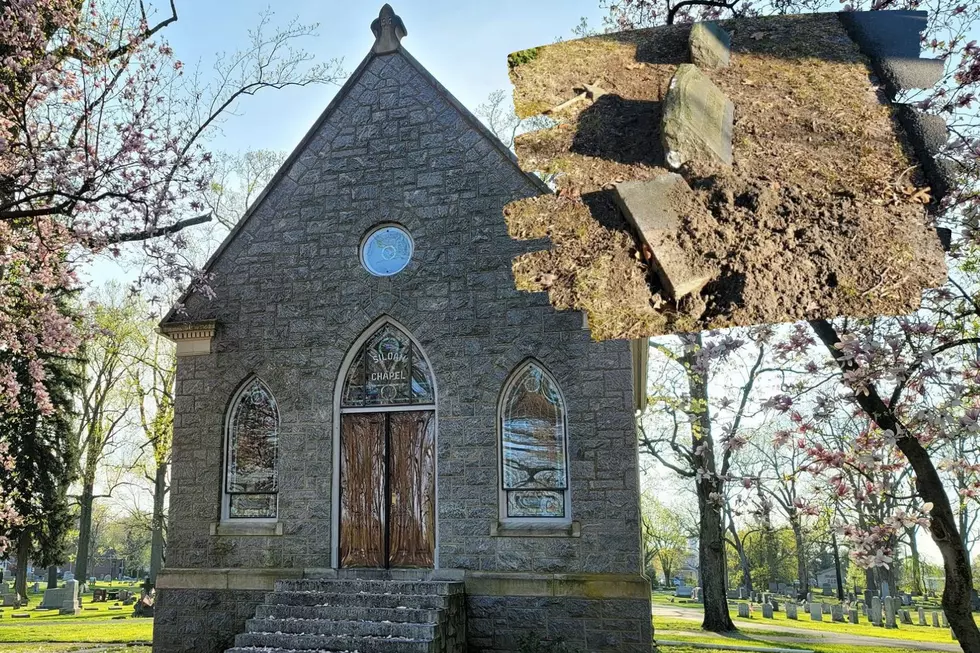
[341,324,435,408]
[228,380,279,493]
[230,493,277,519]
[507,490,565,518]
[501,363,567,492]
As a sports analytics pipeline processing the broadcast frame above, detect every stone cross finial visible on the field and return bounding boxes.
[371,4,407,54]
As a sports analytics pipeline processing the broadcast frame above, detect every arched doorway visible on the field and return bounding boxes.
[335,320,436,568]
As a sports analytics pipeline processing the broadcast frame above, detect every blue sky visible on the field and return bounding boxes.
[161,0,606,155]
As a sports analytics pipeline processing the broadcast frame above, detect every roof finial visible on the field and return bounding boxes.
[371,4,407,54]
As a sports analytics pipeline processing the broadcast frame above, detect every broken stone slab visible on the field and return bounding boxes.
[662,64,734,169]
[689,22,731,69]
[613,174,717,301]
[878,57,944,94]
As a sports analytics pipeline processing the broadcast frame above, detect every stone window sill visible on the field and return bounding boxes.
[491,520,581,538]
[210,521,283,537]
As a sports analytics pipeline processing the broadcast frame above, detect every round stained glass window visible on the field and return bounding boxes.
[360,224,414,276]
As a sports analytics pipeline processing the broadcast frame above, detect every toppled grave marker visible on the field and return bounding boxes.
[614,175,717,300]
[689,22,731,69]
[504,12,947,339]
[661,64,734,169]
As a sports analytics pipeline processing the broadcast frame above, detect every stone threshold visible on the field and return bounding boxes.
[156,567,651,599]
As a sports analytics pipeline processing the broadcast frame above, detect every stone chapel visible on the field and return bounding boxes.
[154,5,651,653]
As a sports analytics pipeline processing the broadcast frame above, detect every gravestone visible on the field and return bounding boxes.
[39,587,65,609]
[932,611,940,628]
[918,607,927,626]
[901,609,912,625]
[763,603,774,619]
[31,582,39,593]
[901,593,912,606]
[822,602,831,614]
[676,585,693,598]
[738,602,750,618]
[770,599,779,612]
[810,603,823,621]
[59,579,80,616]
[941,612,948,628]
[691,587,700,602]
[864,589,873,607]
[661,64,735,169]
[786,602,798,620]
[881,581,890,598]
[884,598,897,628]
[831,604,844,622]
[822,584,833,596]
[738,587,746,600]
[689,22,731,69]
[849,608,859,624]
[807,592,814,603]
[63,572,73,581]
[871,597,882,626]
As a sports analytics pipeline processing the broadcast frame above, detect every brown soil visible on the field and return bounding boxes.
[504,13,946,340]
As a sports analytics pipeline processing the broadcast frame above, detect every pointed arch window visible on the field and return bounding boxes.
[341,323,434,408]
[224,377,279,519]
[499,361,569,520]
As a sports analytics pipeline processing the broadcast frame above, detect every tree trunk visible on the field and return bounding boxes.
[149,462,168,584]
[790,517,809,599]
[47,565,57,590]
[908,527,923,595]
[811,319,980,649]
[74,477,95,582]
[830,528,845,601]
[727,513,752,594]
[14,531,29,600]
[686,345,735,633]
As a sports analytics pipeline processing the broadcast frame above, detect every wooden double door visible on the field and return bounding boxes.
[339,410,435,568]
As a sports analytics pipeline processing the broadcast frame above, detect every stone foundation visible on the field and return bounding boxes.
[153,588,266,653]
[466,595,653,653]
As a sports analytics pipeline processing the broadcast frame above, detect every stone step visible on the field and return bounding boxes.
[264,590,451,611]
[274,579,463,596]
[246,617,437,639]
[233,631,437,653]
[255,603,441,623]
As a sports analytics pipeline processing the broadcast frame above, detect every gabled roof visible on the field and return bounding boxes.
[161,4,549,328]
[504,10,950,340]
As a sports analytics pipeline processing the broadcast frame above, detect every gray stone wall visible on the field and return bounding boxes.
[467,595,652,653]
[153,588,265,653]
[165,47,644,578]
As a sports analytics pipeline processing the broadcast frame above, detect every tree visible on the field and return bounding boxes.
[206,150,288,230]
[73,289,142,582]
[0,343,79,598]
[641,494,689,585]
[0,0,342,437]
[639,329,776,631]
[127,321,175,584]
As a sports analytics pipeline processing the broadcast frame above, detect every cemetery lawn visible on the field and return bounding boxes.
[0,646,150,653]
[0,582,152,645]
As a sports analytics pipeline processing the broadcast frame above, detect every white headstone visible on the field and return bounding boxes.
[871,597,882,626]
[810,602,823,621]
[738,602,750,618]
[786,602,798,620]
[884,597,897,628]
[763,603,774,619]
[918,607,926,626]
[59,579,80,615]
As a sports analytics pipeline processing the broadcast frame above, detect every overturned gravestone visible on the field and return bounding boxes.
[690,22,731,69]
[614,175,717,300]
[662,64,734,169]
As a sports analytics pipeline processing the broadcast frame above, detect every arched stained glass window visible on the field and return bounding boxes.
[225,377,279,519]
[500,361,569,519]
[341,323,434,408]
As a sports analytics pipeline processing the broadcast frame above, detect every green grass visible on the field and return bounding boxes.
[0,582,151,644]
[0,646,150,653]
